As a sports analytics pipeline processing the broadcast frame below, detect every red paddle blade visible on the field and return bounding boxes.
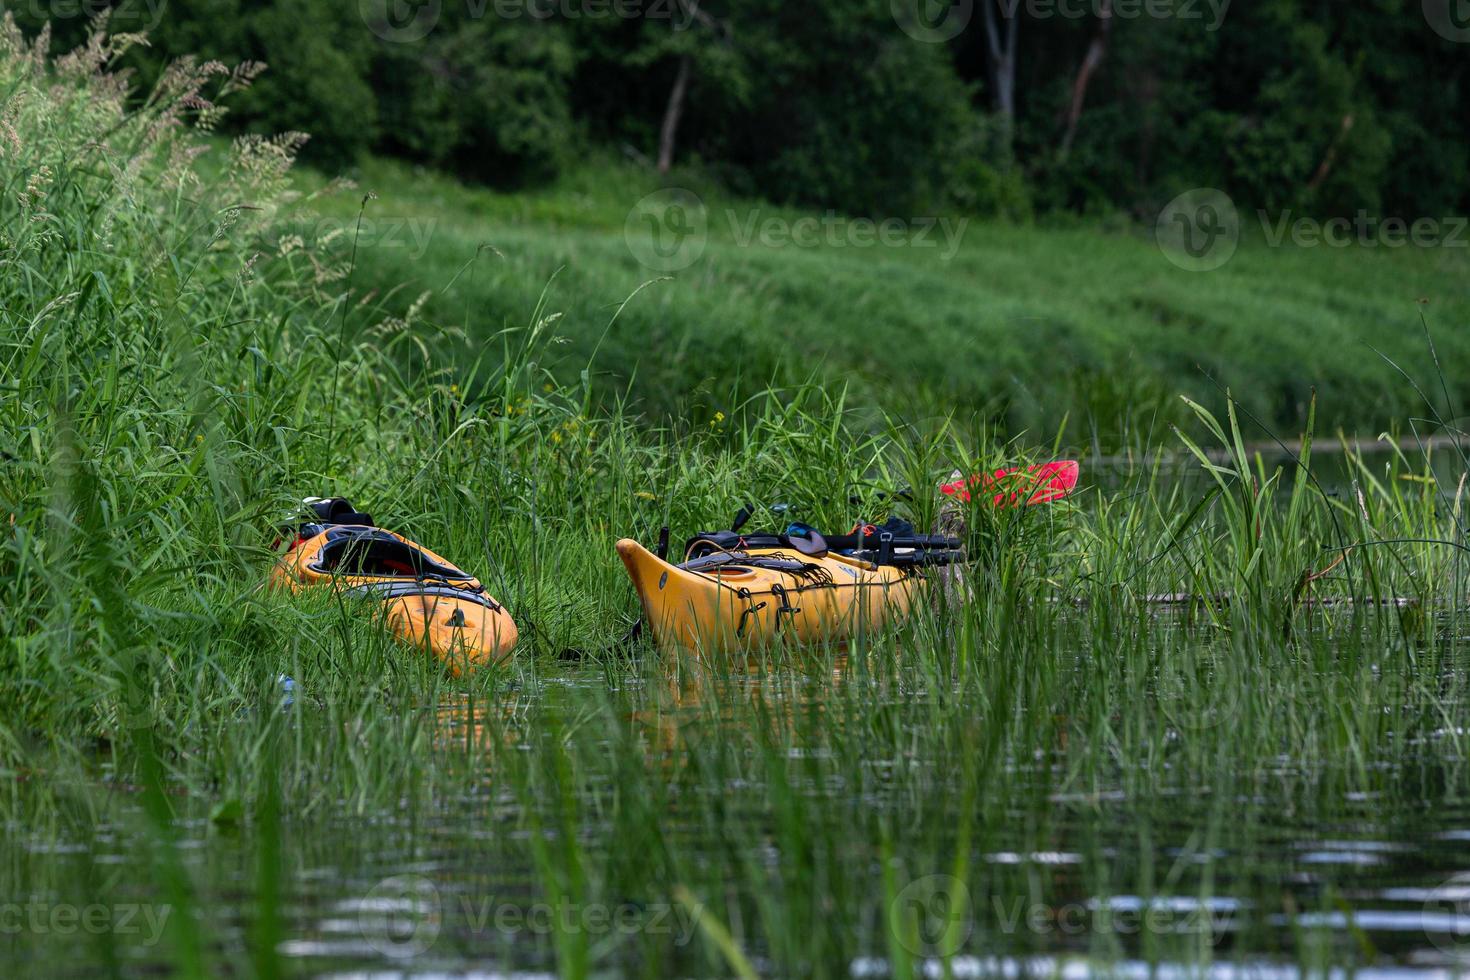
[940,460,1080,507]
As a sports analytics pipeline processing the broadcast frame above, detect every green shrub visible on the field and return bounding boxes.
[130,0,380,170]
[372,16,581,186]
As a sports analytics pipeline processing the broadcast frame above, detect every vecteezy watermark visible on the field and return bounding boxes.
[456,895,698,945]
[623,189,969,273]
[994,895,1236,939]
[1423,871,1470,962]
[1260,211,1470,250]
[893,0,1230,43]
[489,0,698,25]
[889,875,1234,955]
[0,902,172,945]
[0,0,170,30]
[1006,0,1230,27]
[1156,188,1240,272]
[360,0,696,42]
[728,210,969,260]
[1157,187,1470,272]
[1040,0,1234,28]
[624,188,709,273]
[1424,0,1470,42]
[283,216,439,260]
[355,875,699,958]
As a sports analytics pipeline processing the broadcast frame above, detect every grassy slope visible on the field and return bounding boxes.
[311,156,1470,440]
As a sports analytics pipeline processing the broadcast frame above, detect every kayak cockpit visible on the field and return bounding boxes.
[306,526,473,582]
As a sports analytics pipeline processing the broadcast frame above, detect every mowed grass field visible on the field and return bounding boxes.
[306,156,1470,442]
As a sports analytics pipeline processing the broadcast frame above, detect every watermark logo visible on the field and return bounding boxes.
[892,0,974,42]
[1424,872,1470,962]
[624,188,708,273]
[1156,188,1240,272]
[360,0,443,42]
[358,875,442,958]
[1425,0,1470,42]
[892,874,974,956]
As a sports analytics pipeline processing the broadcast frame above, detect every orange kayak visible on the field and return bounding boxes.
[616,537,918,653]
[271,501,517,674]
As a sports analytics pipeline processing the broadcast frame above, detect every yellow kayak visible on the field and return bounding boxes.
[271,499,517,674]
[616,537,919,653]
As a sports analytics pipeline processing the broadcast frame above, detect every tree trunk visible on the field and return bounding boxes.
[981,0,1019,153]
[1306,114,1355,193]
[1059,0,1112,160]
[981,0,1019,118]
[657,54,692,175]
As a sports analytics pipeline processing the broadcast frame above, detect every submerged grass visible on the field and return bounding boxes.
[3,21,1470,980]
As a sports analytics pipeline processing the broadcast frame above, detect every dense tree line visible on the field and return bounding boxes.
[28,0,1470,218]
